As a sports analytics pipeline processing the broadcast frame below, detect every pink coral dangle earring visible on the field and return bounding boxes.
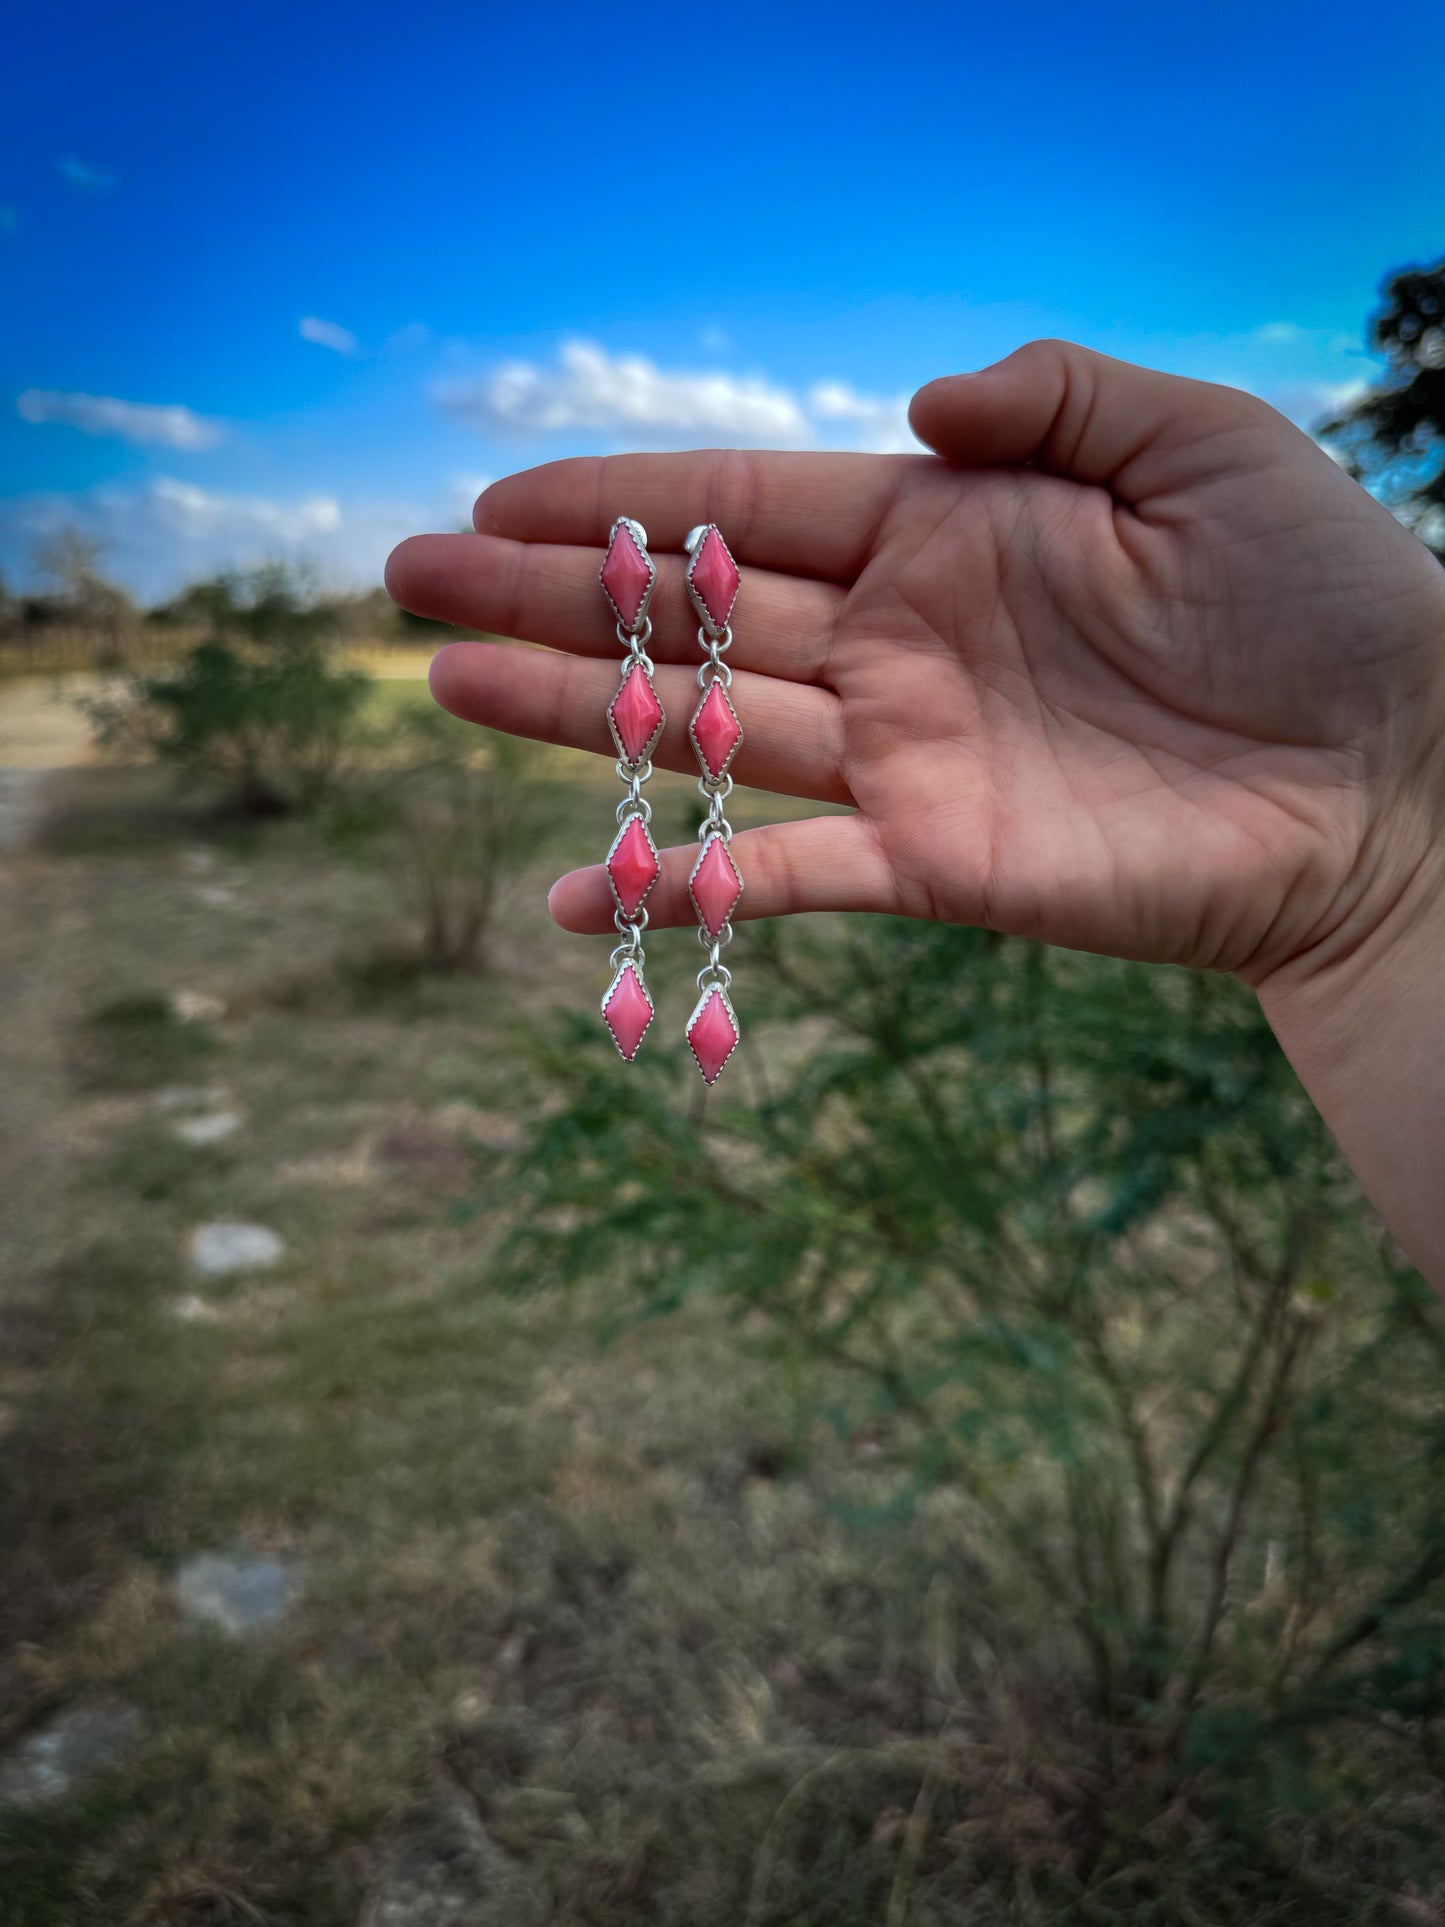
[598,517,664,1062]
[683,523,744,1085]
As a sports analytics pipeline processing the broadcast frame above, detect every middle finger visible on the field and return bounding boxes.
[385,532,843,684]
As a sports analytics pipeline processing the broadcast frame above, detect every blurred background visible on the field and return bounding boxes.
[2,3,1444,1922]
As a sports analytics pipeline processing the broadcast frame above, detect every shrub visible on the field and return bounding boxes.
[328,702,564,973]
[487,915,1445,1905]
[87,567,368,815]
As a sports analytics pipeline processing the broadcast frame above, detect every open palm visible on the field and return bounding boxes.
[386,341,1445,984]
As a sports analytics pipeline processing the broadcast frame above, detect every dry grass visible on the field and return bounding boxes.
[0,757,976,1926]
[1,746,1440,1925]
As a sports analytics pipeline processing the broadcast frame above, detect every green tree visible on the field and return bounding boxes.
[90,565,368,814]
[32,527,136,654]
[1321,257,1445,559]
[486,917,1445,1903]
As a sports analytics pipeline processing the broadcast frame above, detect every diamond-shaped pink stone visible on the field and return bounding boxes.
[602,962,653,1061]
[607,815,660,918]
[608,662,663,765]
[688,527,739,630]
[600,522,653,629]
[687,988,739,1085]
[689,835,742,938]
[690,681,742,780]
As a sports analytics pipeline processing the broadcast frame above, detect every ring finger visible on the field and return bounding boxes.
[429,641,850,803]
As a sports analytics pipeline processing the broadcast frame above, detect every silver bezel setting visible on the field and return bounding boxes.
[686,982,740,1086]
[607,661,666,772]
[683,523,739,636]
[600,516,657,633]
[688,680,744,783]
[601,959,655,1063]
[605,813,661,920]
[687,832,743,938]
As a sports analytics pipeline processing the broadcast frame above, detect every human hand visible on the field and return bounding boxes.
[386,340,1445,989]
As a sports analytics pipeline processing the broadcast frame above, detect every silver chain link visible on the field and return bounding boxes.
[694,622,734,991]
[612,619,656,956]
[620,616,655,672]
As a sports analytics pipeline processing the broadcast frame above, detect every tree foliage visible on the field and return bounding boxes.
[326,703,566,972]
[484,915,1445,1899]
[1322,257,1445,559]
[88,566,368,815]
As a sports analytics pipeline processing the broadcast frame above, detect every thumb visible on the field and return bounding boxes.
[908,339,1275,503]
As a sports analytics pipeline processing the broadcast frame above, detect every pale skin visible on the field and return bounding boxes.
[386,340,1445,1289]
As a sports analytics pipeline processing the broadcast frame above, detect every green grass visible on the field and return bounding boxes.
[0,760,950,1926]
[1,758,1440,1926]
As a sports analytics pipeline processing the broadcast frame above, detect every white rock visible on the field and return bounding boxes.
[152,1084,230,1111]
[0,1703,140,1808]
[171,990,226,1024]
[175,1552,298,1635]
[173,1111,241,1146]
[188,1221,285,1277]
[169,1293,225,1324]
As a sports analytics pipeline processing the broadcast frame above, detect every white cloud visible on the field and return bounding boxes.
[436,339,923,454]
[17,389,224,451]
[1257,376,1368,432]
[450,473,493,521]
[436,339,811,446]
[0,478,425,602]
[57,155,114,194]
[300,315,359,356]
[809,380,920,453]
[387,321,431,353]
[1254,321,1303,345]
[148,477,342,539]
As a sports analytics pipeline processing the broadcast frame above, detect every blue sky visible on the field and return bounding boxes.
[2,0,1440,600]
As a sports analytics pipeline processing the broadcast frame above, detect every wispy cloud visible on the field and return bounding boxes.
[1264,377,1369,432]
[437,340,811,445]
[0,478,424,602]
[300,315,359,356]
[1251,319,1361,357]
[387,322,431,353]
[57,155,115,194]
[1254,321,1303,345]
[17,389,224,451]
[147,477,342,538]
[451,474,493,521]
[809,380,916,453]
[435,340,922,453]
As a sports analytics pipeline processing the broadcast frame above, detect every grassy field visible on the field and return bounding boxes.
[2,675,1443,1926]
[0,706,956,1926]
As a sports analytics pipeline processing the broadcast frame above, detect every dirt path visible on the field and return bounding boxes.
[0,677,100,850]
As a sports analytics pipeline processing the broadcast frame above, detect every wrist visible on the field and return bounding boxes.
[1254,834,1445,1285]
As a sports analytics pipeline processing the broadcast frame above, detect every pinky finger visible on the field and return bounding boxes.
[546,814,897,936]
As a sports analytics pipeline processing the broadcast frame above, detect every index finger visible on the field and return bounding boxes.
[473,448,920,585]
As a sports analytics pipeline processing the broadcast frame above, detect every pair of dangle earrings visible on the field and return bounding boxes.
[597,516,744,1085]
